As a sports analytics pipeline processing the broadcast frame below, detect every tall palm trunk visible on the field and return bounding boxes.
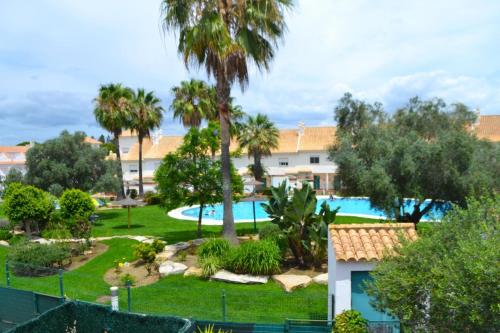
[138,135,144,197]
[114,131,126,199]
[253,151,263,192]
[217,77,237,243]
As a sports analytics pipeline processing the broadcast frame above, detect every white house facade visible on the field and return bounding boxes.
[118,124,339,193]
[0,146,29,180]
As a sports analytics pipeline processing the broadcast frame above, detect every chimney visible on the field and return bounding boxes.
[152,129,162,145]
[474,108,481,127]
[298,121,305,136]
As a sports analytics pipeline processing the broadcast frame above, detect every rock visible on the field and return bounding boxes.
[184,267,203,277]
[312,273,328,285]
[159,261,188,277]
[141,238,154,244]
[0,240,9,247]
[190,239,206,246]
[30,237,53,245]
[211,270,269,284]
[156,251,176,262]
[129,236,149,242]
[83,250,93,255]
[272,274,312,292]
[163,242,190,253]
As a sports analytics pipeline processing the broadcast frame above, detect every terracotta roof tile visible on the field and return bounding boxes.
[330,223,417,262]
[475,115,500,142]
[84,137,102,145]
[121,139,153,161]
[0,146,29,153]
[299,126,336,151]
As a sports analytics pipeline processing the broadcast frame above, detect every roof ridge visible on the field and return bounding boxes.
[330,223,415,229]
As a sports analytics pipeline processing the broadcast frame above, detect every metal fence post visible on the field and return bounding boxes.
[221,289,227,322]
[284,319,290,333]
[5,260,10,287]
[110,286,119,311]
[127,282,131,313]
[58,269,64,299]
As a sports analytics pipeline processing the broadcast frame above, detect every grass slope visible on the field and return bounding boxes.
[0,239,326,323]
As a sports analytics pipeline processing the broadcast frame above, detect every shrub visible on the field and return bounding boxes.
[151,239,166,253]
[67,217,92,239]
[259,224,288,254]
[200,256,222,278]
[134,243,158,275]
[127,189,138,199]
[0,227,12,241]
[70,241,91,256]
[120,273,136,287]
[333,310,368,333]
[8,235,26,246]
[144,191,161,205]
[197,238,230,260]
[226,240,281,275]
[60,189,95,219]
[8,242,71,276]
[41,227,72,240]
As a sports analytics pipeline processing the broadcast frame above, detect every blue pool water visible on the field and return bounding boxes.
[181,197,446,221]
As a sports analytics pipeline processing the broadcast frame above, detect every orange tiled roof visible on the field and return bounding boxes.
[299,126,336,151]
[84,137,102,145]
[121,139,153,161]
[271,129,299,153]
[330,223,417,262]
[0,146,29,153]
[475,115,500,142]
[144,136,183,159]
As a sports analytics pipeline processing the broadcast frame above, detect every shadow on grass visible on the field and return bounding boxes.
[97,211,122,220]
[111,224,146,230]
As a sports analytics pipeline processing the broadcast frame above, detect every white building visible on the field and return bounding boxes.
[0,146,29,180]
[118,124,339,193]
[327,223,417,326]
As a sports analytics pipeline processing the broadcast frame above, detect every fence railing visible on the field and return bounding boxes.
[1,260,401,332]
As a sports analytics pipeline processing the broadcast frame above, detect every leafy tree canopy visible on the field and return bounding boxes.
[330,93,499,223]
[155,127,243,238]
[25,131,119,193]
[366,196,499,332]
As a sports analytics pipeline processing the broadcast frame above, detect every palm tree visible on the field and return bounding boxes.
[93,83,134,199]
[171,79,217,128]
[238,114,279,187]
[161,0,292,242]
[128,89,164,197]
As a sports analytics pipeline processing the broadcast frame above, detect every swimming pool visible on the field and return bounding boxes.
[171,197,446,224]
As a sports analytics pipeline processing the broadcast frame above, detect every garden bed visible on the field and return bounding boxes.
[103,259,161,287]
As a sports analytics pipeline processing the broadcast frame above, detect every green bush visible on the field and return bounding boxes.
[127,189,138,199]
[226,240,281,275]
[333,310,368,333]
[8,234,26,246]
[60,189,95,219]
[67,217,92,239]
[0,227,12,241]
[144,191,161,205]
[120,273,136,287]
[8,242,71,276]
[151,239,166,253]
[134,243,158,275]
[41,227,72,240]
[197,238,230,260]
[258,224,288,254]
[200,256,222,278]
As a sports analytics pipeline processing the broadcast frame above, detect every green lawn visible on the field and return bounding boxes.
[0,238,326,323]
[92,205,381,243]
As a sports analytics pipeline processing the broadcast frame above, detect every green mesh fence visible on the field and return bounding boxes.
[7,301,194,333]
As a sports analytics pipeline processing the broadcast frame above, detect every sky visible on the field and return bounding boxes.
[0,0,499,145]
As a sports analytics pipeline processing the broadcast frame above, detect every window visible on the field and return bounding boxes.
[278,158,289,166]
[122,147,130,154]
[129,164,138,173]
[310,155,320,164]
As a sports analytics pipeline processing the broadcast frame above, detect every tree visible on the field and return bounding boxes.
[238,113,279,185]
[129,89,164,197]
[59,189,95,220]
[262,182,337,267]
[171,79,217,128]
[25,131,117,193]
[366,196,499,332]
[161,0,293,242]
[94,83,134,199]
[155,127,243,238]
[4,184,53,238]
[329,95,499,223]
[3,169,24,186]
[98,134,106,143]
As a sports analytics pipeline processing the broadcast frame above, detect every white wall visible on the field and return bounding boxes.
[232,151,334,169]
[328,228,376,320]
